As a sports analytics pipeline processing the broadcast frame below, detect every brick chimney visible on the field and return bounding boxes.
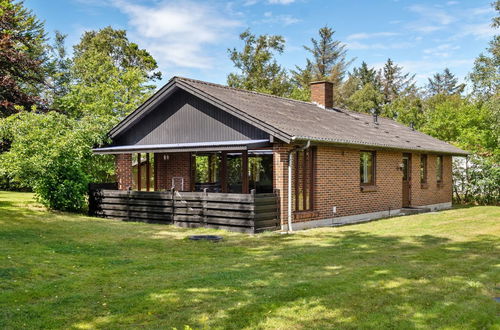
[310,81,333,108]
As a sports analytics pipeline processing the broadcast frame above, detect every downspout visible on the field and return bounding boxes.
[286,140,311,233]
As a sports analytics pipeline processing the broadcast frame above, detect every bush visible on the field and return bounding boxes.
[453,155,500,205]
[0,111,115,212]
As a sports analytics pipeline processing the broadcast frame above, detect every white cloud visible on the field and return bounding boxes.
[257,11,300,26]
[405,4,456,34]
[346,32,399,40]
[243,0,259,6]
[408,4,455,25]
[346,41,413,50]
[457,23,496,39]
[423,43,460,58]
[112,0,241,69]
[245,0,295,5]
[268,0,295,4]
[470,6,495,16]
[446,1,459,5]
[397,58,473,84]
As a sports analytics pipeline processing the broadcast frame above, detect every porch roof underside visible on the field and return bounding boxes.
[93,139,271,154]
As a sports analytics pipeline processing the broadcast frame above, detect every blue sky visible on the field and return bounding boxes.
[26,0,497,87]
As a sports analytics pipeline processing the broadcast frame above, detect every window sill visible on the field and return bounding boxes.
[360,185,378,192]
[420,183,429,189]
[293,210,319,220]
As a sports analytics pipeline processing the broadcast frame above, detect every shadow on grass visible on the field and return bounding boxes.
[0,201,498,329]
[64,231,500,329]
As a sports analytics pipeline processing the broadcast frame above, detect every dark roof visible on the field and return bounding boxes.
[110,76,468,155]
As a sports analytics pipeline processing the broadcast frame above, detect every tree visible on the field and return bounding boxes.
[60,26,161,119]
[0,0,48,116]
[227,30,291,97]
[350,61,380,89]
[426,68,465,96]
[493,0,500,28]
[380,58,416,104]
[304,26,350,81]
[291,26,352,104]
[345,83,384,113]
[382,95,425,129]
[45,31,72,109]
[469,3,499,98]
[0,26,163,208]
[290,60,314,101]
[0,111,114,211]
[421,94,497,157]
[469,36,500,98]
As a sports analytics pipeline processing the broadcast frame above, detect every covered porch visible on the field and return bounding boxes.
[92,140,280,233]
[94,139,274,194]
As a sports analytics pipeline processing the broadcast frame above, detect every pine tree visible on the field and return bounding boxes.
[380,58,416,104]
[351,62,380,89]
[427,68,465,96]
[304,26,350,81]
[291,26,352,104]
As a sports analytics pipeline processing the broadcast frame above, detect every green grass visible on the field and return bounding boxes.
[0,191,499,329]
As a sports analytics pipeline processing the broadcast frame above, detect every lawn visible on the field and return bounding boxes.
[0,191,499,329]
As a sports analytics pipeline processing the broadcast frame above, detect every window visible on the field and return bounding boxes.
[248,151,273,193]
[436,155,443,183]
[193,153,221,192]
[294,147,315,211]
[360,151,376,185]
[420,154,428,183]
[132,153,155,191]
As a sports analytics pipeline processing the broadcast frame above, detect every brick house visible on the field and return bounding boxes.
[94,77,467,231]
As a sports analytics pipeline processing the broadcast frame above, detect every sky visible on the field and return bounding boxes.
[25,0,497,88]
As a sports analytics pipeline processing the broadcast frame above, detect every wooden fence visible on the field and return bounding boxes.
[88,187,280,233]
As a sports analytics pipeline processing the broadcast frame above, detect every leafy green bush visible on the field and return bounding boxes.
[453,155,500,205]
[0,111,115,212]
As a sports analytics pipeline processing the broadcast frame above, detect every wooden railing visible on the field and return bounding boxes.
[88,187,280,233]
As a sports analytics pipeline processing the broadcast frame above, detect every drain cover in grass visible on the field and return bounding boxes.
[189,235,223,242]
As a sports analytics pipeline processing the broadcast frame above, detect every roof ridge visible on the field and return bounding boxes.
[173,76,316,106]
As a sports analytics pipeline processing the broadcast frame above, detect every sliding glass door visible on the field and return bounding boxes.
[191,150,273,194]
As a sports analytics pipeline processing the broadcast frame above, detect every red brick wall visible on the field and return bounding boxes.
[115,154,132,190]
[155,152,191,191]
[272,144,453,225]
[273,144,292,224]
[116,147,453,223]
[312,146,402,221]
[411,154,452,206]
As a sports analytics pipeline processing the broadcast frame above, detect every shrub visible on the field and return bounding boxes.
[0,111,115,212]
[453,155,500,205]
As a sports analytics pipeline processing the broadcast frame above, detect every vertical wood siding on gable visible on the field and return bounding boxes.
[114,89,268,146]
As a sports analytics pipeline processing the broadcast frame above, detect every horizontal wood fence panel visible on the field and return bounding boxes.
[89,186,280,233]
[253,197,278,205]
[100,198,173,207]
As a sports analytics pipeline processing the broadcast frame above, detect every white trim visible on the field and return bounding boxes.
[280,202,453,231]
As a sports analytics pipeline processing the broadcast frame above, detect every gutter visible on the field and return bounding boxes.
[290,136,469,157]
[286,140,311,233]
